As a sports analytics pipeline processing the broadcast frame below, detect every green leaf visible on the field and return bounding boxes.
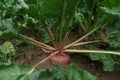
[66,64,99,80]
[101,6,120,18]
[0,19,18,38]
[106,20,120,48]
[89,53,116,71]
[0,64,99,80]
[39,0,62,20]
[0,64,31,80]
[80,45,117,71]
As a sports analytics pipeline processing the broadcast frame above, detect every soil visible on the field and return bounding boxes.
[14,46,120,80]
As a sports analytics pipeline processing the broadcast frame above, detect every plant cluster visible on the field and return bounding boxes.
[0,0,120,79]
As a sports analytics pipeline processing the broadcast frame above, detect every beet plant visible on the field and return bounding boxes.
[0,0,120,78]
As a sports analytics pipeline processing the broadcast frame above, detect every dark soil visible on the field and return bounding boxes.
[14,46,120,80]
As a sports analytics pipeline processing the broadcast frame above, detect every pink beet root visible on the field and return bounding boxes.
[51,52,70,64]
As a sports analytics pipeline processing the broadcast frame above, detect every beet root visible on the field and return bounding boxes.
[51,52,70,64]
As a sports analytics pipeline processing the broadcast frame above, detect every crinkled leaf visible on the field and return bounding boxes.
[0,42,15,55]
[80,45,117,71]
[0,0,31,35]
[0,64,99,80]
[0,42,16,63]
[89,53,116,72]
[0,0,27,18]
[0,19,18,38]
[106,20,120,49]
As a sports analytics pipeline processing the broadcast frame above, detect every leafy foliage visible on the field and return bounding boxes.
[75,0,120,33]
[75,0,101,32]
[0,64,99,80]
[0,0,25,38]
[106,20,120,49]
[0,0,51,43]
[0,0,39,37]
[0,42,15,63]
